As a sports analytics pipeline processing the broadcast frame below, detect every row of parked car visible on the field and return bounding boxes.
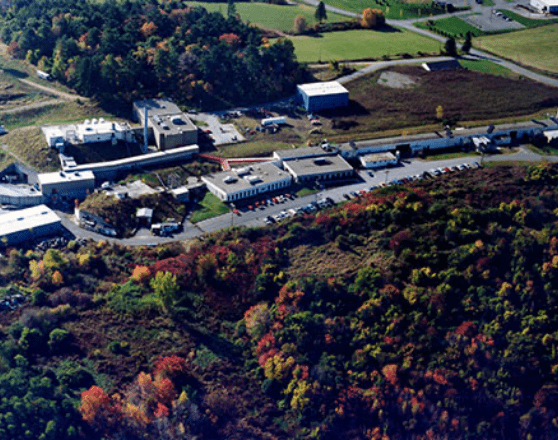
[427,161,481,178]
[493,10,513,22]
[264,197,335,224]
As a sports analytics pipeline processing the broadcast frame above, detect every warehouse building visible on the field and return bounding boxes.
[283,155,354,183]
[38,170,95,200]
[530,0,558,13]
[202,162,292,202]
[297,81,349,112]
[0,184,45,207]
[0,205,63,246]
[133,99,198,150]
[360,152,398,169]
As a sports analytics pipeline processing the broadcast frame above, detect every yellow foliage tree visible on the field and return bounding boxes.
[52,270,64,287]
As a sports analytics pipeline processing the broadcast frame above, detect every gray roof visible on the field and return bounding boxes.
[274,146,336,160]
[134,99,182,117]
[283,155,353,178]
[0,205,60,236]
[202,162,291,194]
[149,113,196,135]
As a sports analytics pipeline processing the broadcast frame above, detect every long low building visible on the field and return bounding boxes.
[0,205,63,246]
[360,152,398,169]
[202,162,292,202]
[283,155,354,183]
[42,119,134,148]
[38,170,95,201]
[61,145,199,181]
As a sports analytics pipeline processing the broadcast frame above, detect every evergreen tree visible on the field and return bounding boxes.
[462,31,472,54]
[227,0,236,19]
[315,1,327,23]
[444,36,457,57]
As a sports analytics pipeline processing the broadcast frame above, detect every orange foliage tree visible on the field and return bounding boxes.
[361,8,385,29]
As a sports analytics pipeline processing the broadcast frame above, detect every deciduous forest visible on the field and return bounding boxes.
[0,164,558,439]
[0,0,305,109]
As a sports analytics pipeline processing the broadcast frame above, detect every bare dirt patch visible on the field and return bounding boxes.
[377,70,419,89]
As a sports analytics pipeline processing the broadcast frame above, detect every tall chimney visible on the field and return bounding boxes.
[143,106,149,153]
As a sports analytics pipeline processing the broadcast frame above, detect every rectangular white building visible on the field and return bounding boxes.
[359,152,398,169]
[38,170,95,200]
[202,162,293,202]
[283,155,354,183]
[297,81,349,112]
[0,205,62,246]
[530,0,558,13]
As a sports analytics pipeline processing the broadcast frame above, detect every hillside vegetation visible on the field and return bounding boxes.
[1,164,558,439]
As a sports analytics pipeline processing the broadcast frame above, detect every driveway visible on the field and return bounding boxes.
[189,113,245,145]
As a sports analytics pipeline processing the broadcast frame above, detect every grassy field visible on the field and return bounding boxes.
[496,9,558,27]
[190,192,230,223]
[415,16,486,38]
[186,1,348,31]
[0,126,59,172]
[318,0,453,19]
[289,28,440,62]
[458,59,519,78]
[475,23,558,73]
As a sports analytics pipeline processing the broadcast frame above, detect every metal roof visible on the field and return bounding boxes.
[297,81,349,97]
[0,205,60,236]
[38,170,95,185]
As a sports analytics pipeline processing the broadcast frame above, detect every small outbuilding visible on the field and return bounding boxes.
[422,60,461,72]
[136,207,154,226]
[297,81,349,112]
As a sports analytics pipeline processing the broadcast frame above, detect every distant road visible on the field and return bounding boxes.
[298,0,558,88]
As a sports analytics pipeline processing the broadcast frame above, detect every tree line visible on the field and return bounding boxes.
[1,0,305,109]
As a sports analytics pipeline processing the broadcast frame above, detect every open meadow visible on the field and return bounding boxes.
[318,0,451,19]
[475,23,558,73]
[289,28,440,62]
[186,1,348,32]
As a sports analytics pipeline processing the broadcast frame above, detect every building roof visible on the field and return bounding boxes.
[0,205,60,236]
[38,170,95,185]
[202,162,291,195]
[274,146,336,161]
[149,113,197,135]
[136,207,153,218]
[77,120,131,138]
[422,59,462,72]
[297,81,349,97]
[283,155,353,178]
[134,99,182,118]
[544,129,558,141]
[360,152,397,163]
[0,184,44,199]
[535,0,558,5]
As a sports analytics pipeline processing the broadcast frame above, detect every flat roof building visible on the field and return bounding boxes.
[202,162,293,202]
[38,170,95,200]
[273,146,336,164]
[360,152,398,169]
[297,81,349,112]
[283,155,354,183]
[133,99,198,150]
[42,119,134,148]
[530,0,558,13]
[0,205,63,246]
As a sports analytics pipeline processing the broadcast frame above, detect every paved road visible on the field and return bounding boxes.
[299,0,558,88]
[0,98,66,115]
[56,147,557,246]
[17,78,86,102]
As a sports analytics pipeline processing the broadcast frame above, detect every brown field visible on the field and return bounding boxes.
[312,66,558,142]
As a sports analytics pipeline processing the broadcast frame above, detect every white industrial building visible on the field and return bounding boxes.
[0,184,45,207]
[283,155,354,183]
[530,0,558,13]
[202,162,292,202]
[0,205,63,246]
[360,152,398,169]
[38,170,95,200]
[42,119,134,148]
[297,81,349,112]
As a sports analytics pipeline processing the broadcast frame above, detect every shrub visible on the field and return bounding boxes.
[48,328,72,353]
[293,15,307,34]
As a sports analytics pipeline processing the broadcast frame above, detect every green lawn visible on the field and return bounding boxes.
[318,0,457,19]
[458,59,518,78]
[475,23,558,73]
[190,192,230,223]
[495,9,558,27]
[186,1,348,32]
[415,16,486,38]
[289,28,441,62]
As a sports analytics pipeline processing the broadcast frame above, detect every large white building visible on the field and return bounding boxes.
[202,162,292,202]
[530,0,558,13]
[360,152,398,169]
[0,205,63,246]
[42,119,134,148]
[38,170,95,200]
[297,81,349,112]
[283,155,354,183]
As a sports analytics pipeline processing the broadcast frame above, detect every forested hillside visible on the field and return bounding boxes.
[0,0,304,108]
[1,164,558,440]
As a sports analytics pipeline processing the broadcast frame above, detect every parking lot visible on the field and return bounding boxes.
[188,112,244,145]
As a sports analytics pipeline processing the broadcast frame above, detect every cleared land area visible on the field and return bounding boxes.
[314,65,558,141]
[475,23,558,73]
[290,28,440,62]
[458,59,519,78]
[319,0,450,19]
[186,1,348,31]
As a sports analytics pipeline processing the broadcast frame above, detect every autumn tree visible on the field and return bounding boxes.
[361,8,385,29]
[150,271,179,313]
[293,15,307,34]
